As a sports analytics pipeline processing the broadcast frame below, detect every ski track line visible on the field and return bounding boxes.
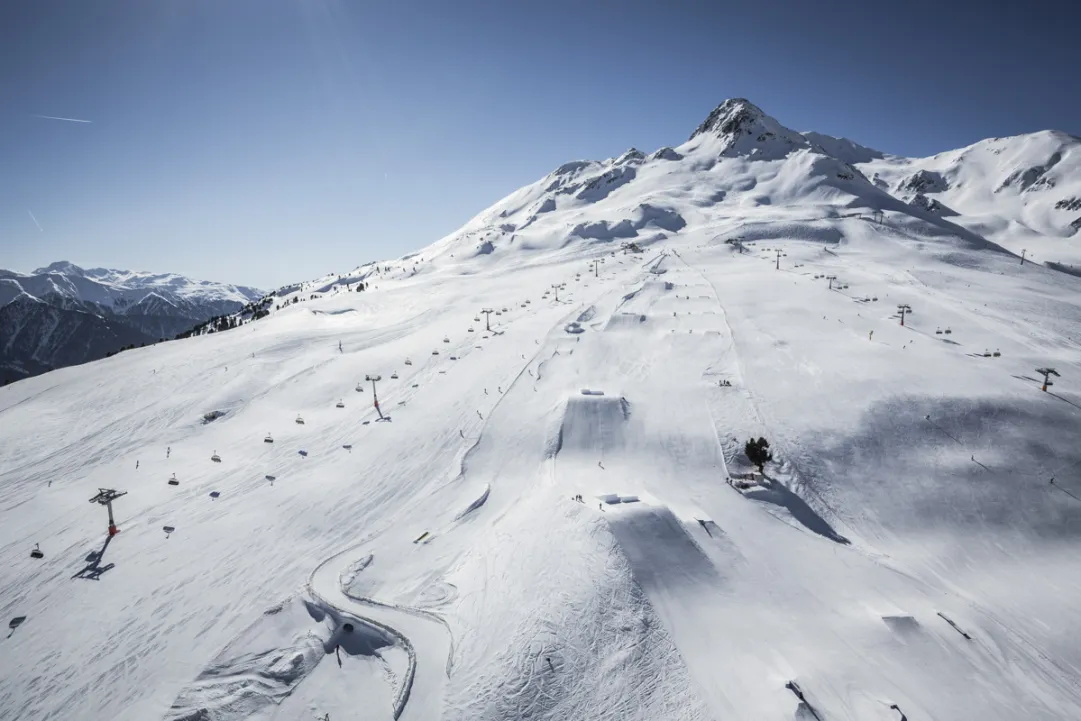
[302,299,591,720]
[307,550,434,721]
[679,246,860,545]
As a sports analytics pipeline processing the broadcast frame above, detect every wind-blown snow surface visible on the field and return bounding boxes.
[3,99,1081,721]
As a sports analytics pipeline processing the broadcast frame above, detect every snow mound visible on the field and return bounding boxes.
[571,204,686,241]
[574,165,638,203]
[899,169,949,195]
[649,147,683,162]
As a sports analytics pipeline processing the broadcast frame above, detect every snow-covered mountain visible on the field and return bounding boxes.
[2,99,1081,721]
[0,262,262,384]
[352,98,1079,276]
[854,130,1081,267]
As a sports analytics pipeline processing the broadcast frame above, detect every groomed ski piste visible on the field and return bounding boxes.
[3,99,1081,721]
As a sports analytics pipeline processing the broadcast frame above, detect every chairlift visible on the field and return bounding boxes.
[432,350,440,355]
[30,544,43,559]
[168,473,179,486]
[936,328,943,334]
[944,328,952,334]
[209,491,220,499]
[443,336,450,343]
[468,327,474,332]
[295,415,305,424]
[992,350,1001,357]
[298,450,308,457]
[390,372,399,379]
[450,356,458,360]
[163,526,175,538]
[9,616,26,631]
[473,316,480,322]
[412,383,419,388]
[336,400,345,408]
[211,451,221,463]
[265,474,277,480]
[264,433,274,443]
[405,358,413,365]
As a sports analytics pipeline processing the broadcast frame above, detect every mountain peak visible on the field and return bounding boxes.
[34,260,86,276]
[686,98,810,161]
[689,98,769,141]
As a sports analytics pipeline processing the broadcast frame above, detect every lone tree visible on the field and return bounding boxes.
[744,437,773,473]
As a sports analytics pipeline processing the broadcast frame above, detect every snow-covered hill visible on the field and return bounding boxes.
[2,99,1081,721]
[854,130,1081,267]
[0,262,263,384]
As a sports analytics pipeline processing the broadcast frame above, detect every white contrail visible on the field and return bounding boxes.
[32,114,92,124]
[28,209,43,232]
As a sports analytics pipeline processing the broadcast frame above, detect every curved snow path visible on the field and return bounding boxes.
[308,548,451,721]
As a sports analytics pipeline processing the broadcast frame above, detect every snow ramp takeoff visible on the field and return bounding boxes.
[552,394,631,456]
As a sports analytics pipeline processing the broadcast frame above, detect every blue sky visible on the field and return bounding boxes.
[2,0,1077,288]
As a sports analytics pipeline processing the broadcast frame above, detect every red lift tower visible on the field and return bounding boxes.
[89,488,128,537]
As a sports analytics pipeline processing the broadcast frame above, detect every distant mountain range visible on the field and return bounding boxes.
[0,262,262,384]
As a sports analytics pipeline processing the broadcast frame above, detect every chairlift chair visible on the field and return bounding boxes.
[356,383,363,392]
[295,415,305,425]
[432,350,439,355]
[30,544,43,559]
[336,400,345,408]
[443,336,450,343]
[405,358,413,365]
[211,451,221,463]
[468,327,474,332]
[390,372,399,379]
[168,473,179,486]
[264,433,274,443]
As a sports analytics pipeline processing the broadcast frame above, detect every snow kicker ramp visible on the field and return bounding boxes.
[552,394,631,456]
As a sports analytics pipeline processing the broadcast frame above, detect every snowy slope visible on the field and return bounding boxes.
[2,99,1081,721]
